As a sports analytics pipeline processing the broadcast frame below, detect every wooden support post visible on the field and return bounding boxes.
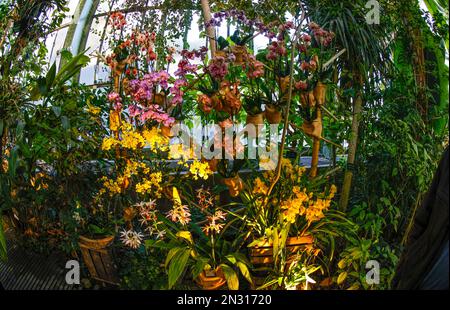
[201,0,216,57]
[310,108,322,178]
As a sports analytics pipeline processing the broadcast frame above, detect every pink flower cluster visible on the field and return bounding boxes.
[300,58,318,72]
[208,56,229,80]
[129,104,175,127]
[267,40,287,60]
[170,79,187,105]
[295,80,308,91]
[309,22,335,47]
[128,70,170,102]
[246,55,264,79]
[175,59,198,78]
[107,92,123,111]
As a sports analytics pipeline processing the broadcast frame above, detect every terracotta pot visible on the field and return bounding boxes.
[246,112,265,125]
[299,92,308,107]
[195,267,227,290]
[222,174,244,197]
[249,235,314,265]
[231,45,248,65]
[215,50,228,58]
[313,81,327,106]
[207,158,219,172]
[265,105,282,124]
[301,117,322,139]
[161,121,179,138]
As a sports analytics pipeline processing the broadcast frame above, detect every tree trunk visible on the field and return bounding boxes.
[201,0,216,57]
[339,75,363,212]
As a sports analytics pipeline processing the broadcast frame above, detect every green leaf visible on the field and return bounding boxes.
[192,258,208,278]
[221,264,239,290]
[165,247,182,268]
[61,116,70,130]
[52,106,61,117]
[46,62,57,89]
[168,247,190,289]
[337,272,348,285]
[236,261,253,284]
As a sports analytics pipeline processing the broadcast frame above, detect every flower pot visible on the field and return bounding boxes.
[161,121,179,138]
[246,112,265,126]
[249,235,314,265]
[231,45,248,65]
[222,174,244,197]
[265,105,283,124]
[206,158,219,173]
[301,117,322,139]
[78,235,119,285]
[195,267,227,290]
[313,81,327,106]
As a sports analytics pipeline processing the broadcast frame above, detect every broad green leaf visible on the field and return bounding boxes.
[337,272,348,285]
[46,62,57,89]
[61,116,70,130]
[52,106,61,117]
[192,258,208,278]
[236,261,253,284]
[165,247,182,268]
[176,231,193,244]
[173,187,182,206]
[221,264,239,290]
[168,248,190,289]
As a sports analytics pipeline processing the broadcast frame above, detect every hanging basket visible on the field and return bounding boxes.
[231,45,248,65]
[265,105,283,124]
[222,174,244,197]
[78,235,119,285]
[246,112,265,126]
[313,81,327,106]
[205,158,219,172]
[195,267,227,290]
[302,117,322,139]
[248,235,314,265]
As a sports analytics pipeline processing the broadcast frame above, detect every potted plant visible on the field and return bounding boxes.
[217,159,246,197]
[144,187,252,290]
[244,97,264,126]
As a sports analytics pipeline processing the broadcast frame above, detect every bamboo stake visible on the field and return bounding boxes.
[310,109,322,178]
[200,0,216,58]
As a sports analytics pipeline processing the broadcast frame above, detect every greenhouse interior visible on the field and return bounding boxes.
[0,0,448,294]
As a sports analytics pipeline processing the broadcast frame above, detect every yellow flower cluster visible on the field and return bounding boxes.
[263,158,307,183]
[285,184,337,225]
[101,123,169,153]
[252,177,268,196]
[121,130,145,150]
[169,143,195,166]
[123,160,150,177]
[281,186,311,223]
[102,137,118,151]
[100,176,126,196]
[142,127,169,152]
[99,160,157,197]
[87,105,101,116]
[135,172,163,197]
[189,160,213,180]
